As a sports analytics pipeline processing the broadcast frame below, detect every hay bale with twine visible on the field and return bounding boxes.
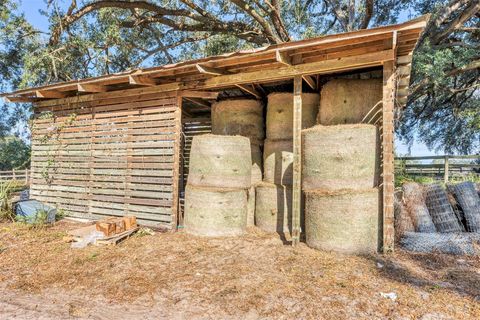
[318,78,382,125]
[255,182,293,234]
[263,139,293,185]
[302,124,379,191]
[266,92,319,140]
[184,185,247,237]
[305,188,380,254]
[188,134,251,189]
[394,190,415,242]
[211,99,264,145]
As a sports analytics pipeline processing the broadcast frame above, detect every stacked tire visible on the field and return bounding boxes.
[302,124,380,253]
[255,92,319,234]
[211,99,264,226]
[184,135,251,236]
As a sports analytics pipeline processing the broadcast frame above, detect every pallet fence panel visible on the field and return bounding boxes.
[179,117,212,225]
[30,92,180,228]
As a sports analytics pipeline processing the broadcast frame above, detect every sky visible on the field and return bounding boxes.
[16,0,437,156]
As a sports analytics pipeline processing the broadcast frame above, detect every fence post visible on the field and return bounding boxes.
[444,155,449,183]
[12,169,16,180]
[25,168,28,185]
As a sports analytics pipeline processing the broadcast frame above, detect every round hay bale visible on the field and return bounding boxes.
[184,185,247,237]
[317,78,382,125]
[211,99,264,144]
[266,92,319,140]
[263,139,293,185]
[247,186,256,227]
[251,143,263,184]
[305,188,380,254]
[302,124,379,191]
[402,182,436,233]
[188,134,251,188]
[255,182,293,234]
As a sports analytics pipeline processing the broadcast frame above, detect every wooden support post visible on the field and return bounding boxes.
[292,76,302,246]
[12,169,16,180]
[25,168,28,184]
[382,60,396,253]
[171,96,183,230]
[444,155,449,183]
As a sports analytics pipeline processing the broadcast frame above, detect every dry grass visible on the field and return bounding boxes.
[0,220,479,319]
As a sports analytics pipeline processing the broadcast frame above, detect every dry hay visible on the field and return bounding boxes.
[254,182,293,234]
[317,78,382,125]
[251,143,263,184]
[266,92,319,140]
[211,99,264,145]
[1,221,480,319]
[302,124,379,191]
[263,139,293,185]
[304,188,380,254]
[402,182,437,233]
[184,185,247,237]
[188,134,251,189]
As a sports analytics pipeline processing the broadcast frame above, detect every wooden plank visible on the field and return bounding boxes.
[179,90,219,99]
[35,90,68,99]
[292,76,302,246]
[275,50,292,65]
[77,83,107,93]
[129,75,157,86]
[382,60,396,253]
[235,84,262,99]
[196,64,230,75]
[171,97,182,230]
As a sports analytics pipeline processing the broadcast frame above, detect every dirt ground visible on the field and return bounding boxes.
[0,220,479,320]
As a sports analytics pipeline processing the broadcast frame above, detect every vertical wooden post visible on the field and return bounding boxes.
[171,95,183,230]
[12,169,16,180]
[444,155,449,183]
[25,168,28,185]
[292,76,302,246]
[382,60,396,253]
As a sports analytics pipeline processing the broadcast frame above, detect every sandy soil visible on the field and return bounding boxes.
[0,220,479,319]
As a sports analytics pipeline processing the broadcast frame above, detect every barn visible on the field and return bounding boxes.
[1,16,428,252]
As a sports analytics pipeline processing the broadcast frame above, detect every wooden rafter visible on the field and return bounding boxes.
[77,83,107,93]
[275,50,292,66]
[35,90,68,99]
[183,97,211,109]
[179,90,219,100]
[235,84,262,99]
[196,64,230,76]
[128,75,157,86]
[3,96,36,103]
[302,75,317,90]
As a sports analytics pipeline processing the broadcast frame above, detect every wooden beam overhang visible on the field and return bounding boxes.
[128,75,158,86]
[3,96,36,103]
[196,64,230,76]
[235,84,262,99]
[77,83,107,93]
[35,90,68,99]
[179,90,219,100]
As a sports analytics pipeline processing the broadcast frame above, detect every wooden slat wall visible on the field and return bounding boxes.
[178,117,211,226]
[30,92,180,228]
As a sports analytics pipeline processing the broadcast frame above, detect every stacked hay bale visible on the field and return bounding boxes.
[302,124,380,254]
[184,135,251,236]
[256,92,319,234]
[211,99,264,226]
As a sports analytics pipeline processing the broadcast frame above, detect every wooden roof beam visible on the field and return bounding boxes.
[35,90,68,99]
[128,75,157,86]
[184,97,211,109]
[196,64,230,76]
[3,96,36,103]
[276,50,292,66]
[179,90,219,100]
[77,83,107,93]
[235,84,262,99]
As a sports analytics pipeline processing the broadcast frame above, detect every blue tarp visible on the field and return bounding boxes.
[15,200,56,224]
